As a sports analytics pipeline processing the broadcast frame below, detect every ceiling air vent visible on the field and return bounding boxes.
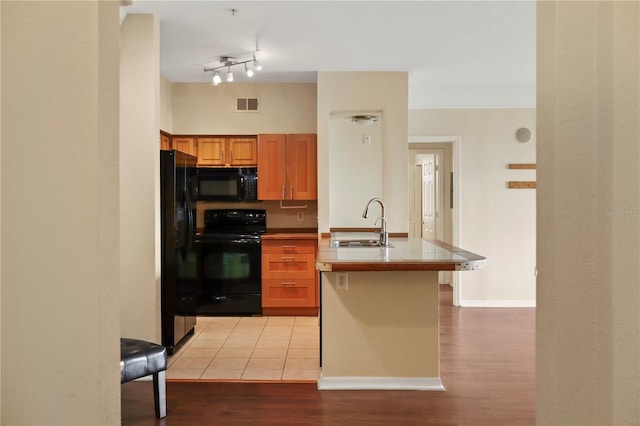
[236,98,259,112]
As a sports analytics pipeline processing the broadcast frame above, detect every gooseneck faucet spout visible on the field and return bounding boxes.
[362,198,389,247]
[362,197,385,219]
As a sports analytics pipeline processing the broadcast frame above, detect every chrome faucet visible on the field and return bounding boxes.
[362,198,389,247]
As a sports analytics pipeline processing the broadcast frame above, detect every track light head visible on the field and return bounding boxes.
[226,66,234,82]
[212,72,221,86]
[245,63,254,78]
[253,53,262,71]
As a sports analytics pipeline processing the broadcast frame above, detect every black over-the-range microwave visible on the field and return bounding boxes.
[196,167,258,201]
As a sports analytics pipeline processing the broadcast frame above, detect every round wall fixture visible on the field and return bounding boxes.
[515,127,533,143]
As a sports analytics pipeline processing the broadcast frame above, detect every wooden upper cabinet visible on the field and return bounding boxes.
[257,134,317,200]
[257,134,287,199]
[287,134,317,200]
[197,137,226,166]
[160,132,172,150]
[172,136,197,157]
[198,136,257,167]
[228,137,258,166]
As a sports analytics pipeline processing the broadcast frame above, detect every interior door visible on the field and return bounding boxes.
[421,154,437,240]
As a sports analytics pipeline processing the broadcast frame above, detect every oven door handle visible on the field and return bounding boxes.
[183,189,195,262]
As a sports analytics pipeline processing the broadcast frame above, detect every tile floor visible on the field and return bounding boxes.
[166,316,320,381]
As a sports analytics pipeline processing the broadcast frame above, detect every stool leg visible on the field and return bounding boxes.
[153,370,167,418]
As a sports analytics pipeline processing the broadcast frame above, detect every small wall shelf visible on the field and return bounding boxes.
[508,181,536,189]
[508,163,536,169]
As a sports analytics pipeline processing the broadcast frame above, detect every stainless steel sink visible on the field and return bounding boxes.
[330,239,393,248]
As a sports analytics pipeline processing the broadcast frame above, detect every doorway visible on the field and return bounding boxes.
[410,150,445,242]
[409,137,461,306]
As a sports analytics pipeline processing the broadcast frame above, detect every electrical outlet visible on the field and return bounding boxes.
[297,212,304,222]
[336,273,348,290]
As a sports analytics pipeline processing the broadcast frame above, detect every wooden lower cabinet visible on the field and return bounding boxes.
[261,238,318,316]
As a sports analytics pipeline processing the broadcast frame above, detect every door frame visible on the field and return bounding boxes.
[409,136,462,306]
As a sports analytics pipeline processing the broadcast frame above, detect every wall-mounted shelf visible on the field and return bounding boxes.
[508,181,536,189]
[508,163,536,169]
[508,163,536,189]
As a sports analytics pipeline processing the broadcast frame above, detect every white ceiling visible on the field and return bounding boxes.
[122,1,536,109]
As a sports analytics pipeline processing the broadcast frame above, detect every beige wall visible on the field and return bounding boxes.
[410,108,536,305]
[171,83,317,134]
[329,114,384,227]
[120,14,162,342]
[317,72,409,234]
[1,1,121,423]
[321,271,439,379]
[160,75,173,132]
[537,2,640,424]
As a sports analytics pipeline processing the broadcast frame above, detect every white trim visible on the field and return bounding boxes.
[408,136,462,307]
[317,376,445,391]
[460,299,536,308]
[409,105,536,110]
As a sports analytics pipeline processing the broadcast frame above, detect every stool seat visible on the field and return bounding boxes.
[120,338,168,418]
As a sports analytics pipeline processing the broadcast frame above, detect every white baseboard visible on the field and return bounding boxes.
[460,299,536,308]
[317,376,445,391]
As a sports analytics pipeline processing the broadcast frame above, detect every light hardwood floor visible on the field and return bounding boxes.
[122,286,536,425]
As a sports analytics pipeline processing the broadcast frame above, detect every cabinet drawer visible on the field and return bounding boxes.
[262,253,316,279]
[262,279,316,307]
[262,239,316,254]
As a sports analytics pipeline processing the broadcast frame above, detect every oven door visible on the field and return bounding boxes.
[197,238,262,315]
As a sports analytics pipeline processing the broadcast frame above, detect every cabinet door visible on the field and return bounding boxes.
[160,132,172,150]
[257,134,287,200]
[197,137,226,166]
[228,137,257,166]
[262,253,316,279]
[286,134,317,200]
[173,137,197,157]
[262,279,316,308]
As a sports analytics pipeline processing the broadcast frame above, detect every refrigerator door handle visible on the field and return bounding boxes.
[183,189,195,261]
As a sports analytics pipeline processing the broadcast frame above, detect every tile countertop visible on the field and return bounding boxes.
[316,233,486,272]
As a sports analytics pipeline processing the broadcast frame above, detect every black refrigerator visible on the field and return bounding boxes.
[160,150,198,355]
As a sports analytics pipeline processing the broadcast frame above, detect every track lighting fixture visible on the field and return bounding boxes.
[204,52,262,84]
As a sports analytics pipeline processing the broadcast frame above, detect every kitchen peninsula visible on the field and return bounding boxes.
[315,233,486,390]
